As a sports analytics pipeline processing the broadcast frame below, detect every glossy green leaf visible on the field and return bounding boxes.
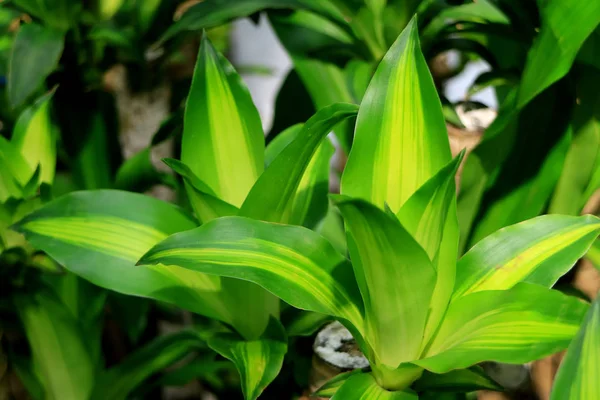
[90,330,203,400]
[333,196,435,368]
[549,67,600,215]
[417,283,588,373]
[314,369,363,398]
[332,373,417,400]
[397,155,462,344]
[208,318,287,400]
[264,124,303,167]
[139,215,365,334]
[8,24,64,108]
[341,17,451,213]
[13,190,235,326]
[182,35,264,208]
[517,0,600,107]
[11,90,57,185]
[163,158,239,223]
[551,296,600,400]
[240,103,357,224]
[453,214,600,299]
[15,289,95,400]
[413,366,502,392]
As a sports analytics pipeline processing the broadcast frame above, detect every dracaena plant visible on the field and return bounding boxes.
[13,29,359,399]
[124,19,600,398]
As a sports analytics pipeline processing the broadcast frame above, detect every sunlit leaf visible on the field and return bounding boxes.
[332,372,417,399]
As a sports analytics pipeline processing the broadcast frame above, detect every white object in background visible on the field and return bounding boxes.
[230,16,292,133]
[445,59,498,109]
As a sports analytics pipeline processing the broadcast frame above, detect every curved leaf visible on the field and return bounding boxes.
[208,318,287,400]
[13,190,234,325]
[417,284,588,373]
[314,369,363,398]
[333,196,435,368]
[413,366,502,392]
[341,17,451,213]
[240,103,357,224]
[453,214,600,299]
[91,330,204,400]
[139,216,365,333]
[551,297,600,400]
[182,35,264,209]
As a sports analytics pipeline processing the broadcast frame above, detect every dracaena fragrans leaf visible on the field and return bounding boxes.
[182,34,264,209]
[208,318,287,400]
[551,297,600,400]
[240,103,357,224]
[13,190,235,326]
[341,16,451,213]
[332,372,417,399]
[332,195,435,368]
[417,283,588,373]
[413,366,502,393]
[138,216,365,338]
[453,214,600,299]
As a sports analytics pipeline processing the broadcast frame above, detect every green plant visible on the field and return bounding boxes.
[14,17,600,399]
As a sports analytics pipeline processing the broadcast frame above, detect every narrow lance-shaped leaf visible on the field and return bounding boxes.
[417,283,588,373]
[0,136,31,201]
[341,16,451,213]
[90,330,204,400]
[333,196,435,368]
[13,190,235,326]
[11,90,57,185]
[8,23,64,108]
[15,289,95,400]
[453,214,600,300]
[551,296,600,400]
[517,0,600,107]
[182,34,264,210]
[397,155,462,345]
[240,103,357,223]
[208,318,287,400]
[138,216,365,336]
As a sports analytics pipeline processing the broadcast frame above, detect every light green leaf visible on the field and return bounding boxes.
[138,215,365,335]
[333,196,435,368]
[0,136,31,201]
[240,103,357,224]
[417,283,588,373]
[413,366,502,392]
[11,90,57,185]
[182,35,264,208]
[551,296,600,400]
[517,0,600,107]
[341,17,451,213]
[90,330,204,400]
[453,214,600,299]
[208,318,287,400]
[15,289,95,400]
[549,67,600,215]
[13,190,234,326]
[264,124,304,167]
[332,372,417,399]
[8,24,64,108]
[315,370,363,398]
[97,0,125,19]
[163,158,239,224]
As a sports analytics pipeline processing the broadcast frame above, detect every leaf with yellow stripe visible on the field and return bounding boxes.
[333,195,435,369]
[341,16,451,213]
[397,154,462,345]
[13,190,235,327]
[240,103,357,224]
[208,318,287,400]
[331,373,417,400]
[453,214,600,300]
[551,296,600,400]
[182,34,264,209]
[416,283,588,373]
[138,215,365,337]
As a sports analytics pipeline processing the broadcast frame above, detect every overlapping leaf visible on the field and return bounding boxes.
[341,17,451,213]
[332,373,417,399]
[453,214,600,299]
